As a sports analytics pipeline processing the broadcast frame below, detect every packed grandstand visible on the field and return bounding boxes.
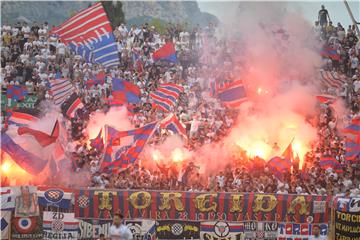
[0,2,359,240]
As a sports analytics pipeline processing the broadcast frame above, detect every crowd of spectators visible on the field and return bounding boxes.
[1,5,360,197]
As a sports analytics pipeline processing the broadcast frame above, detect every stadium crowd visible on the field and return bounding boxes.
[1,5,360,197]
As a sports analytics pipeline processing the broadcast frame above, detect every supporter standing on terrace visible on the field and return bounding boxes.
[110,212,133,240]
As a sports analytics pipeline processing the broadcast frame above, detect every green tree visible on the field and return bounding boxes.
[101,1,125,30]
[149,18,167,35]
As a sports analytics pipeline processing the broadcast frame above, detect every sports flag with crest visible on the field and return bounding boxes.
[37,186,73,209]
[102,122,158,171]
[52,2,120,68]
[1,210,11,239]
[43,212,78,240]
[150,83,184,112]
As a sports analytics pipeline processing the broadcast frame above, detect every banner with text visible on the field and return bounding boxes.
[334,197,360,240]
[74,191,330,223]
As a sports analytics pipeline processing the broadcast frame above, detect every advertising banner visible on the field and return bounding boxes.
[1,95,38,109]
[74,190,330,223]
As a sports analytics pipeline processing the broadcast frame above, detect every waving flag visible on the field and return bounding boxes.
[267,156,291,179]
[316,94,337,104]
[103,122,158,171]
[90,129,104,151]
[343,116,360,135]
[17,120,59,147]
[345,140,360,161]
[150,83,184,112]
[282,140,294,161]
[216,80,247,108]
[1,133,47,175]
[7,109,40,126]
[6,85,28,101]
[321,46,340,61]
[153,42,177,62]
[319,156,343,172]
[49,78,75,105]
[319,69,346,89]
[52,2,120,68]
[112,78,141,104]
[61,93,84,118]
[160,113,187,139]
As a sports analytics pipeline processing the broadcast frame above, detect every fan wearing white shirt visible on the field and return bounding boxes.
[110,213,133,240]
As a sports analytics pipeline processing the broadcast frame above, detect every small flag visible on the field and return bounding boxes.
[61,93,84,118]
[267,156,292,179]
[150,83,184,112]
[49,78,75,105]
[90,129,104,151]
[6,85,28,101]
[103,122,158,171]
[319,156,343,172]
[152,42,177,62]
[160,113,187,139]
[216,80,247,108]
[112,78,141,104]
[321,46,340,61]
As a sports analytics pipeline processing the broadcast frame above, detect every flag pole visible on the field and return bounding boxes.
[343,0,360,37]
